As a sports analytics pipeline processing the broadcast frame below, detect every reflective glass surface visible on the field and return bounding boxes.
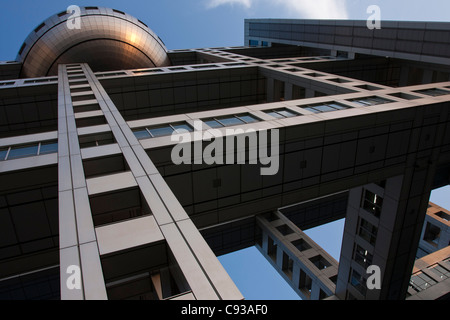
[277,109,298,117]
[204,119,223,128]
[0,149,7,161]
[149,126,175,137]
[39,141,58,155]
[311,104,336,112]
[238,114,260,123]
[133,129,151,139]
[217,116,244,126]
[173,123,193,133]
[266,111,284,119]
[8,144,39,160]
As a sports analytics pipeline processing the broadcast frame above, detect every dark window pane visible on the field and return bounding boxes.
[39,141,58,155]
[148,126,175,137]
[8,144,39,160]
[415,88,450,96]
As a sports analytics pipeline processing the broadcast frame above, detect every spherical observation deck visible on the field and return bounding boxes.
[17,6,171,78]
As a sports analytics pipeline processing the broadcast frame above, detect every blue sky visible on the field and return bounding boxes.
[1,0,450,300]
[3,0,450,59]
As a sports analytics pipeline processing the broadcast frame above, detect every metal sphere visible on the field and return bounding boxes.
[17,6,171,78]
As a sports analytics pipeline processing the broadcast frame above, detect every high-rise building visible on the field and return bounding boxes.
[0,7,449,300]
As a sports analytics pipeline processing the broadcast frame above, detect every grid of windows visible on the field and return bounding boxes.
[0,141,58,161]
[203,114,260,128]
[132,122,194,139]
[301,102,350,114]
[348,96,393,107]
[264,108,300,119]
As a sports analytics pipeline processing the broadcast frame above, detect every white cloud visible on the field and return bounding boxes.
[206,0,253,9]
[274,0,349,19]
[205,0,349,19]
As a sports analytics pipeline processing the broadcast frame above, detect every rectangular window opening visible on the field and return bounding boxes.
[89,187,152,227]
[361,189,383,217]
[358,218,378,246]
[423,222,441,247]
[349,96,393,107]
[309,255,331,270]
[291,239,312,252]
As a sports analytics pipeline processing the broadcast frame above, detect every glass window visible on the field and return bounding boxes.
[311,104,336,113]
[266,111,284,119]
[302,107,320,113]
[0,148,8,161]
[237,114,259,123]
[39,141,58,155]
[350,99,371,107]
[249,39,259,47]
[217,116,244,127]
[172,123,193,133]
[148,126,175,137]
[302,102,349,113]
[354,244,373,268]
[265,108,298,118]
[358,218,378,246]
[204,119,223,128]
[7,144,39,160]
[204,114,259,128]
[133,129,151,139]
[350,96,392,106]
[414,88,450,97]
[362,189,383,217]
[328,103,348,110]
[350,269,367,296]
[277,109,298,118]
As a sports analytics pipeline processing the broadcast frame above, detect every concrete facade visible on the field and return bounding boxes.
[0,9,449,300]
